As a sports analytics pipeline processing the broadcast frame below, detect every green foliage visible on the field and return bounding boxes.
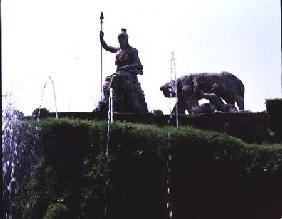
[43,203,70,219]
[13,118,282,218]
[266,98,282,112]
[266,98,282,138]
[243,143,282,174]
[32,108,50,119]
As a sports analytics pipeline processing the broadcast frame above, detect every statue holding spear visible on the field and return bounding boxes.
[95,12,148,114]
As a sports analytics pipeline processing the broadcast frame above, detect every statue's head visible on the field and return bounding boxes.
[160,80,178,98]
[160,78,194,98]
[118,28,129,48]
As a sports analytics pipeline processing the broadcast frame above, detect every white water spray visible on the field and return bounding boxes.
[2,103,21,210]
[2,93,47,218]
[170,51,179,127]
[104,87,113,217]
[164,51,179,219]
[106,87,114,156]
[165,131,174,219]
[37,76,58,121]
[49,76,58,119]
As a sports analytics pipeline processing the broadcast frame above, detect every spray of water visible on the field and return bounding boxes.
[2,94,40,218]
[104,87,114,217]
[106,87,114,156]
[170,51,179,127]
[37,76,58,121]
[48,76,58,119]
[2,102,21,218]
[164,51,179,219]
[165,131,174,219]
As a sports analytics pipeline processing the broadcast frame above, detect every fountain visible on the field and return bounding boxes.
[1,76,59,218]
[165,131,174,219]
[1,13,280,219]
[106,87,114,156]
[2,95,40,218]
[170,51,179,127]
[2,102,20,218]
[163,51,179,219]
[37,76,58,121]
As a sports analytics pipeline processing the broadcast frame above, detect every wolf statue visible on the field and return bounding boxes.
[160,71,244,114]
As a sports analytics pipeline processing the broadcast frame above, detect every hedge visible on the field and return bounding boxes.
[7,118,282,219]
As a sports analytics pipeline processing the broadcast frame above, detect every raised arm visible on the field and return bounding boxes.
[100,31,118,53]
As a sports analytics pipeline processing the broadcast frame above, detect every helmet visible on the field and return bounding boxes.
[118,28,128,40]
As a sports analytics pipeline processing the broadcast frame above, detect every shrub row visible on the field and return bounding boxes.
[10,118,282,219]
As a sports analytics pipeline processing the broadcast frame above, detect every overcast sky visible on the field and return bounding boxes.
[2,0,281,115]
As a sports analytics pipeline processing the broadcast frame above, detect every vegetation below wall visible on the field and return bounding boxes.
[266,98,282,138]
[11,118,282,219]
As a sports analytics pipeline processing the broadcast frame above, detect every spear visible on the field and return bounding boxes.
[0,12,2,218]
[100,12,104,99]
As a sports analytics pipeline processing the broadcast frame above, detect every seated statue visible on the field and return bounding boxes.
[95,29,148,114]
[160,71,244,114]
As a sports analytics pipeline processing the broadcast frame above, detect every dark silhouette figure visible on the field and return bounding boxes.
[95,29,148,114]
[160,72,244,114]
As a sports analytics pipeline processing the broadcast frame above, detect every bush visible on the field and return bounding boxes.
[43,203,70,219]
[151,109,164,115]
[11,118,282,219]
[32,108,50,119]
[266,98,282,138]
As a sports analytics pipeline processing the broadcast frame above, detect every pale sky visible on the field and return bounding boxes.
[2,0,281,115]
